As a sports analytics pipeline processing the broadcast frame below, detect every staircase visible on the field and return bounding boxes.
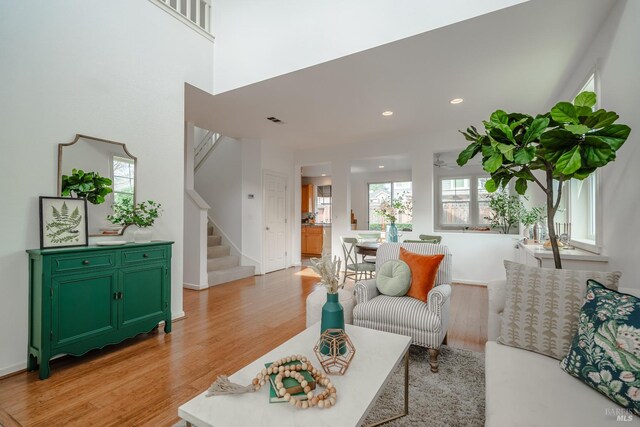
[206,222,255,286]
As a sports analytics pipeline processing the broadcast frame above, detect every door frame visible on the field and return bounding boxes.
[262,169,289,274]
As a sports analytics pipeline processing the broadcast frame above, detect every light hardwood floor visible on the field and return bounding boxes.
[0,267,487,427]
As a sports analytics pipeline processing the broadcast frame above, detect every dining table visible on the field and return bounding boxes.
[355,242,381,257]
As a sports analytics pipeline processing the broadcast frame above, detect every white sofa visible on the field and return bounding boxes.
[486,280,640,426]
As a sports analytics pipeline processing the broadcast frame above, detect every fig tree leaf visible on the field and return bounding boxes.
[574,91,596,108]
[556,146,582,175]
[550,102,578,124]
[522,117,550,144]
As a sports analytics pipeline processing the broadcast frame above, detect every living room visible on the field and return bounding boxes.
[1,0,639,426]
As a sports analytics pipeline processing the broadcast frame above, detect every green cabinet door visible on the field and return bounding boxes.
[52,270,118,349]
[119,264,166,329]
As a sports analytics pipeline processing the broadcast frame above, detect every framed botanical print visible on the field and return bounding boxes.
[39,197,88,249]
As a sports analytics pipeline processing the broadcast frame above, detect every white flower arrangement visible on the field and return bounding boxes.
[309,255,342,294]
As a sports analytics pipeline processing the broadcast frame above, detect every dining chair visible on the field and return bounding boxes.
[341,237,376,283]
[419,234,443,243]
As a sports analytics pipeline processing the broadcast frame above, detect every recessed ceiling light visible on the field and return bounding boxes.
[378,165,385,169]
[382,111,394,116]
[450,98,464,105]
[321,174,326,177]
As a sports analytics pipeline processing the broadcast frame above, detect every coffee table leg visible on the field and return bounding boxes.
[366,349,409,426]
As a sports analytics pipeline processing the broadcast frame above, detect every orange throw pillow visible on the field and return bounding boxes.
[399,247,444,302]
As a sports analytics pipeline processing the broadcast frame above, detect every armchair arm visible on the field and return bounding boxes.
[354,279,379,304]
[426,284,452,317]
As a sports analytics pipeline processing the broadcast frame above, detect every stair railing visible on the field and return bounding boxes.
[194,132,222,171]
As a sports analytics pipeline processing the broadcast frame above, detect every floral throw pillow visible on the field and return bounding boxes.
[560,280,640,414]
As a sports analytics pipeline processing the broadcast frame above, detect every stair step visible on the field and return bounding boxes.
[207,245,231,258]
[208,235,222,246]
[208,266,255,287]
[207,255,240,271]
[208,225,214,236]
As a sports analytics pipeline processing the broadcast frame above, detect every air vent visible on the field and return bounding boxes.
[266,116,284,124]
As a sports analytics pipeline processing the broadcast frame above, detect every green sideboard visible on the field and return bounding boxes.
[26,241,173,379]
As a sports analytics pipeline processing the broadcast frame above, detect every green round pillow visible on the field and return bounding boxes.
[376,260,412,297]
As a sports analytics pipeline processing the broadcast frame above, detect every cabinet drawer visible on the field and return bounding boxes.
[307,227,323,234]
[52,253,116,274]
[122,248,166,265]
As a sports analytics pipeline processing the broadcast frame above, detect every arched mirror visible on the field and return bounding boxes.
[58,134,137,236]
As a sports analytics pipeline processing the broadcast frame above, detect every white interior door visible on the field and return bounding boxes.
[264,172,287,273]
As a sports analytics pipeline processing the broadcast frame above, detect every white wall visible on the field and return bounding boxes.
[212,0,527,93]
[547,0,640,289]
[0,1,214,375]
[350,170,412,230]
[195,136,243,247]
[240,139,264,271]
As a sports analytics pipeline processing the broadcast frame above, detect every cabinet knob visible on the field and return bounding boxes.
[82,260,90,265]
[143,253,149,258]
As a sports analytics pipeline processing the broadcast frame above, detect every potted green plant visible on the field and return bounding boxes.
[61,168,112,204]
[520,204,545,241]
[485,191,524,234]
[107,200,162,243]
[374,192,412,242]
[457,91,631,268]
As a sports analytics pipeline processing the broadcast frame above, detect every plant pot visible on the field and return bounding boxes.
[320,292,345,355]
[386,222,398,243]
[134,227,152,243]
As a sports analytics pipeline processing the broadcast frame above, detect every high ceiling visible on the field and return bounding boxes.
[186,0,615,150]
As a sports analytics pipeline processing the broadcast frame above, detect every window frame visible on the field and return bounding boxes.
[562,66,603,254]
[111,155,135,207]
[435,173,497,231]
[367,181,413,231]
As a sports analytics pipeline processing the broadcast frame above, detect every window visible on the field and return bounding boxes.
[555,71,600,251]
[112,156,134,208]
[316,185,332,224]
[437,175,493,230]
[368,181,413,231]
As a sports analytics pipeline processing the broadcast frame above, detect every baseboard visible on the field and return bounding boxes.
[0,361,26,379]
[452,280,487,287]
[183,282,208,291]
[172,311,186,321]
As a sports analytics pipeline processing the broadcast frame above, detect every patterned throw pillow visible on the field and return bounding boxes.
[561,280,640,415]
[499,261,622,360]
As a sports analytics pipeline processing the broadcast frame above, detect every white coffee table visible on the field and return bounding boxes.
[178,324,411,427]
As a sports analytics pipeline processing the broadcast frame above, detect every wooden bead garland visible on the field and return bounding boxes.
[250,354,337,409]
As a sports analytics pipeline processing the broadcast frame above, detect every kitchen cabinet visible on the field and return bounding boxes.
[301,226,323,256]
[26,241,173,379]
[301,184,314,213]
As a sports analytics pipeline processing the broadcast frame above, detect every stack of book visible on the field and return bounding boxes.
[265,360,316,403]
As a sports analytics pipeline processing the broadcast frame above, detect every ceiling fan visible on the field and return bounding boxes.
[433,154,454,169]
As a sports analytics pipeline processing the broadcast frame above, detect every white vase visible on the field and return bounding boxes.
[134,227,152,243]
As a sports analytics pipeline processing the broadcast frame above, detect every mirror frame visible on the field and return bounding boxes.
[57,134,138,236]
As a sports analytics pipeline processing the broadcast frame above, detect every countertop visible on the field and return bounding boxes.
[519,243,608,262]
[301,223,331,227]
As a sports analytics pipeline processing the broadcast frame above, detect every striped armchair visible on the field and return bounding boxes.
[353,243,452,372]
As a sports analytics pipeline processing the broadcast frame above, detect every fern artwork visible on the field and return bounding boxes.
[39,197,88,249]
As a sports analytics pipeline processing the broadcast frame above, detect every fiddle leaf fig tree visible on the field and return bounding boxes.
[61,168,113,205]
[457,91,631,268]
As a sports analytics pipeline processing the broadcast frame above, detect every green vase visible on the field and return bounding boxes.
[387,222,398,242]
[320,292,345,355]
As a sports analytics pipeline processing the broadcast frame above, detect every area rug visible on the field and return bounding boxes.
[174,345,484,427]
[362,345,485,426]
